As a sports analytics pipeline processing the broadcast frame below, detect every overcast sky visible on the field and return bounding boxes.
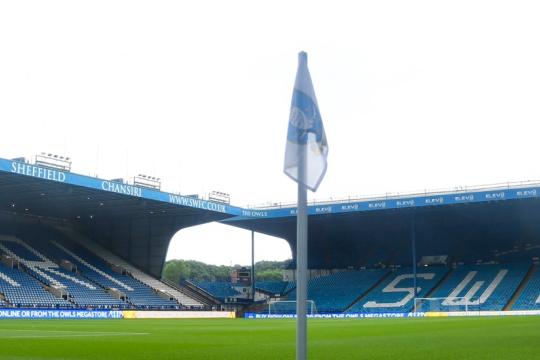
[1,1,540,265]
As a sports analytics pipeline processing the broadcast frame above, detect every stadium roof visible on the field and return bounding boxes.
[224,182,540,269]
[1,157,242,219]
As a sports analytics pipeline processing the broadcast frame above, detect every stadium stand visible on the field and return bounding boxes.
[4,222,537,314]
[347,266,448,313]
[0,225,203,310]
[418,263,530,311]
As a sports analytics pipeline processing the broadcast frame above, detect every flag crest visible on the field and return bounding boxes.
[284,52,328,192]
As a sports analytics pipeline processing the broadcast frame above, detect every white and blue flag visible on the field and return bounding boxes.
[284,52,328,192]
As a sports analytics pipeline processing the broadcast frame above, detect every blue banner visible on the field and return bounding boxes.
[244,312,426,319]
[230,186,540,220]
[0,158,242,216]
[0,308,124,319]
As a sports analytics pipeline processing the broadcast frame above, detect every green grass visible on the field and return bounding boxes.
[0,317,539,359]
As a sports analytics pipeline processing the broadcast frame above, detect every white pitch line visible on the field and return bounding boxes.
[0,330,150,339]
[0,333,149,339]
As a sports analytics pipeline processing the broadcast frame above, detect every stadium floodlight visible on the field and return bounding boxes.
[268,300,317,316]
[133,174,161,190]
[413,297,481,315]
[209,191,230,204]
[35,152,72,172]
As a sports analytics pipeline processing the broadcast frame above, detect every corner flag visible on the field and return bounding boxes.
[284,51,328,192]
[284,51,328,360]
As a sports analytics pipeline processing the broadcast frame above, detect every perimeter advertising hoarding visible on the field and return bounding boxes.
[0,309,123,319]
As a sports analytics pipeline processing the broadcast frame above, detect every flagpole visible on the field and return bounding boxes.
[296,146,308,360]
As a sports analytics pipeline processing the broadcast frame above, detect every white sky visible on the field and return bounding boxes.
[1,1,540,265]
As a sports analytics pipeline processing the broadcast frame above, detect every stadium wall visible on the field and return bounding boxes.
[122,310,235,319]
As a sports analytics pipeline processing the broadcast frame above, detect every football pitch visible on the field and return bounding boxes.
[0,316,539,360]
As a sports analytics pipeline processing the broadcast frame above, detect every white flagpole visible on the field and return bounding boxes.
[296,146,308,360]
[286,51,327,360]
